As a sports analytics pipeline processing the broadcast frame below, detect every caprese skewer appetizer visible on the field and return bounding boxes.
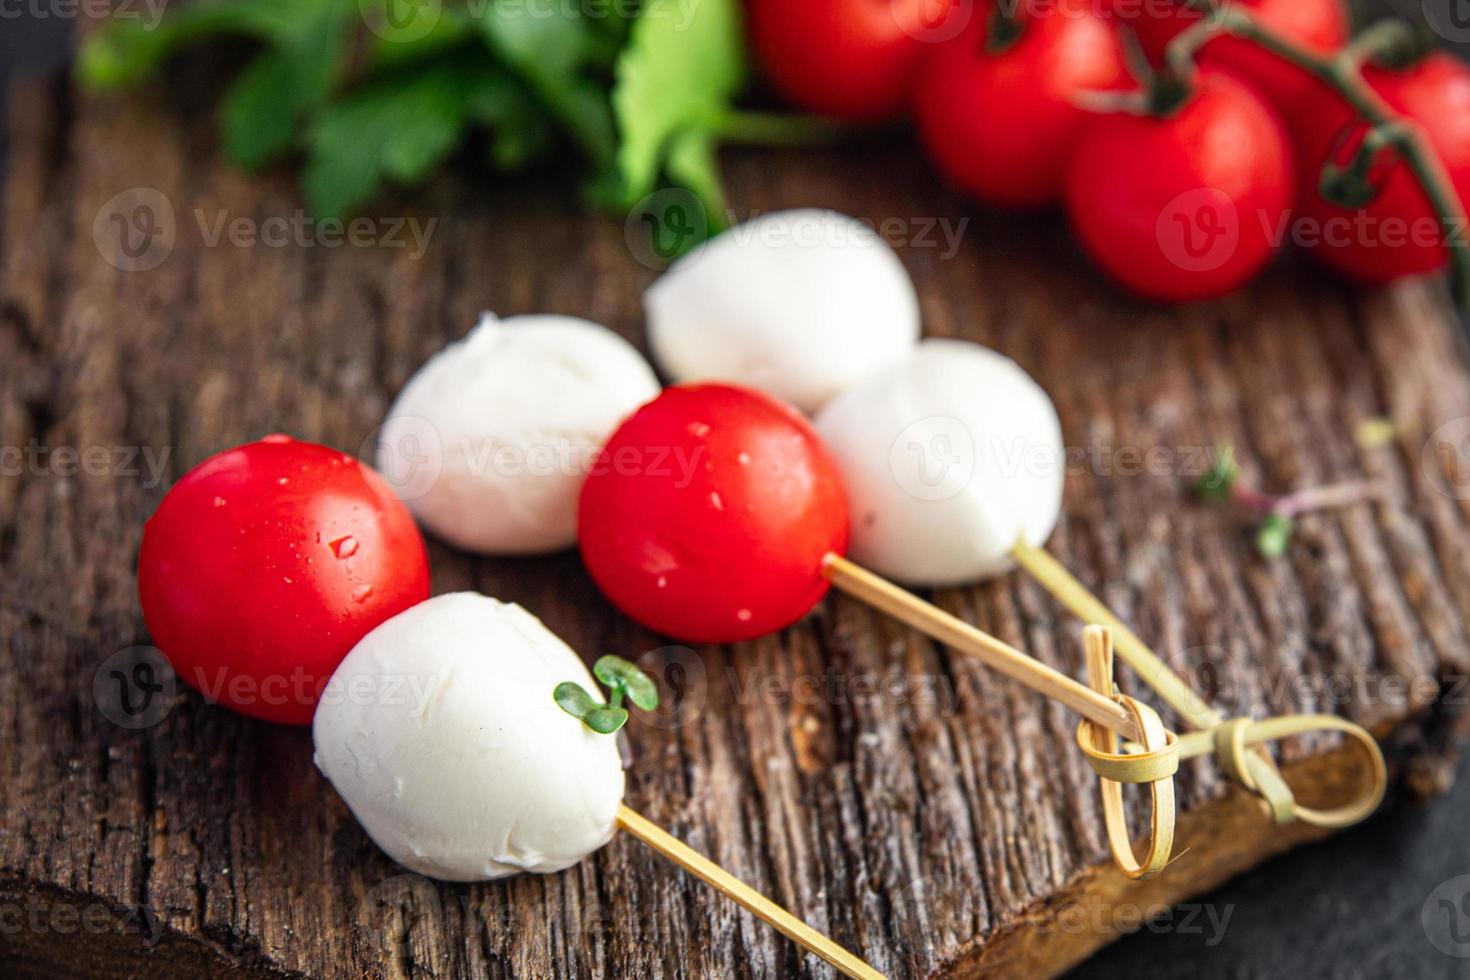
[137,437,882,979]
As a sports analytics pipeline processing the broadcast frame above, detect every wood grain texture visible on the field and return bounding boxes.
[2,65,1469,979]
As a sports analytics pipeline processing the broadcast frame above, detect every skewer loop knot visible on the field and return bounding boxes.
[1078,626,1178,880]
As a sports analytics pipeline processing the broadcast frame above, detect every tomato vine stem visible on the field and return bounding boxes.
[1161,6,1470,305]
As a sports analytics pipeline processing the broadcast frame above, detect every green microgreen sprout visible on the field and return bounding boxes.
[554,655,659,735]
[1197,442,1385,560]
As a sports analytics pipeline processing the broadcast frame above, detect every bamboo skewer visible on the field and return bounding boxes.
[821,554,1141,742]
[615,806,887,980]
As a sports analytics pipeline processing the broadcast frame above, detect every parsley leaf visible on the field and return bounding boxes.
[303,54,542,218]
[610,0,745,217]
[475,2,617,169]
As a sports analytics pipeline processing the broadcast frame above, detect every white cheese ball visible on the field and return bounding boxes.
[814,339,1064,586]
[378,313,660,554]
[313,592,626,881]
[646,209,920,413]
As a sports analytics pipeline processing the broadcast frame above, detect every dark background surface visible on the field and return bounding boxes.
[2,8,1469,980]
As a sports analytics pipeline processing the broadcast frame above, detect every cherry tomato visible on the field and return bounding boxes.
[1064,69,1293,302]
[914,0,1131,208]
[1116,0,1348,115]
[138,435,431,724]
[1290,53,1470,284]
[578,384,850,644]
[748,0,961,121]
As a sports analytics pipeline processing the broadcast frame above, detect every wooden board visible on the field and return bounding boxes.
[2,65,1470,979]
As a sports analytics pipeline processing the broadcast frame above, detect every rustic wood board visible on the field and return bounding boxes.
[3,64,1470,979]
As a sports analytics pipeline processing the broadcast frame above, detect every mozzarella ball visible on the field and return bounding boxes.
[378,313,660,554]
[814,340,1064,585]
[645,209,920,413]
[313,592,626,881]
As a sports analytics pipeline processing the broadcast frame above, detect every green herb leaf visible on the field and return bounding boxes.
[583,705,631,734]
[220,50,308,169]
[78,0,345,89]
[593,655,660,712]
[475,3,616,168]
[1198,444,1238,501]
[610,0,745,211]
[303,56,511,218]
[554,681,599,720]
[1256,513,1295,559]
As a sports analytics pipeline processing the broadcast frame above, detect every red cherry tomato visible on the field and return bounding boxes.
[138,435,430,724]
[1291,53,1470,284]
[915,0,1131,208]
[1064,70,1293,302]
[1116,0,1348,115]
[578,384,850,644]
[748,0,961,121]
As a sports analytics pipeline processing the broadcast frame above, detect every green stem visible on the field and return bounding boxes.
[710,111,850,147]
[985,4,1024,56]
[1163,9,1470,306]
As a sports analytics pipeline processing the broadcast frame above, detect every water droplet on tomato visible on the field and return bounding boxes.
[656,575,668,589]
[212,496,226,507]
[736,609,752,623]
[276,477,289,486]
[330,535,359,559]
[737,452,751,466]
[687,421,710,438]
[708,491,724,511]
[352,583,374,603]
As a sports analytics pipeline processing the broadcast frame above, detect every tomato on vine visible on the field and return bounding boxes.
[748,0,961,120]
[1117,0,1348,114]
[1291,53,1470,284]
[1064,69,1294,302]
[914,0,1132,208]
